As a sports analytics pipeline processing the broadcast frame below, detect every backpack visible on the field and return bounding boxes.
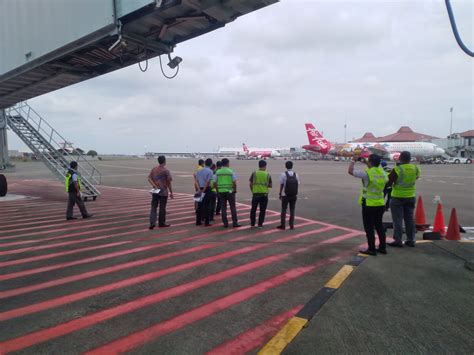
[284,171,298,197]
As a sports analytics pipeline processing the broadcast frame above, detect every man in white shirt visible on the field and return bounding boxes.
[277,161,299,230]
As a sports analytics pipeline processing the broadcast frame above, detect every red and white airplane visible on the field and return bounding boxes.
[242,143,281,159]
[302,123,445,161]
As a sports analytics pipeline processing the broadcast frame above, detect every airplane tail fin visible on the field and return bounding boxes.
[305,123,328,145]
[242,143,249,154]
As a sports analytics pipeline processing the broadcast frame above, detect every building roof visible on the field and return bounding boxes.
[351,132,378,142]
[376,126,438,142]
[460,130,474,138]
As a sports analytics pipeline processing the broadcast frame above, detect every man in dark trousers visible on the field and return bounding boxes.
[195,158,214,226]
[386,151,420,247]
[277,161,299,230]
[249,160,272,228]
[215,158,240,228]
[65,161,92,220]
[348,154,388,256]
[148,155,173,230]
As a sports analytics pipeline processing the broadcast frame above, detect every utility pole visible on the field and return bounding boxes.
[449,107,453,137]
[344,113,347,143]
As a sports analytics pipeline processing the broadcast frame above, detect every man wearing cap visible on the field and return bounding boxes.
[386,151,420,247]
[65,161,93,220]
[348,154,388,256]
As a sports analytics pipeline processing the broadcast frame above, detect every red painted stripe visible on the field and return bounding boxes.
[0,254,341,353]
[206,305,303,355]
[0,200,191,231]
[0,202,195,239]
[0,208,253,255]
[0,206,198,244]
[84,259,338,355]
[0,219,306,301]
[0,196,190,221]
[0,215,280,281]
[0,223,334,319]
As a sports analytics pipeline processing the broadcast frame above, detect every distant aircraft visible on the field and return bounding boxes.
[242,143,281,159]
[302,123,445,161]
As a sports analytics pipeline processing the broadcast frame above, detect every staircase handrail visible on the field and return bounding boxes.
[7,102,101,184]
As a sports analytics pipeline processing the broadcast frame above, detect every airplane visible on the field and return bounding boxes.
[242,143,281,159]
[302,123,445,161]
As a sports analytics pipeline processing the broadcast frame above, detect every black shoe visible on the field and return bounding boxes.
[257,225,263,229]
[376,248,387,254]
[276,225,286,230]
[359,249,377,256]
[215,212,221,216]
[289,225,295,230]
[223,224,229,228]
[404,241,416,247]
[83,214,93,219]
[196,222,202,226]
[66,217,78,220]
[387,241,403,248]
[159,224,171,228]
[149,224,155,230]
[233,224,241,228]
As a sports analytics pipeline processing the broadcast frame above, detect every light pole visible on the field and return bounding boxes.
[449,107,453,137]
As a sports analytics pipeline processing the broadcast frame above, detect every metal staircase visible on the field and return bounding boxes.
[5,102,101,200]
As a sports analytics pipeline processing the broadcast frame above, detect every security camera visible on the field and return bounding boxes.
[167,54,183,69]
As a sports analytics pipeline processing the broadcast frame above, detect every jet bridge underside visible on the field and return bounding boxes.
[0,0,278,109]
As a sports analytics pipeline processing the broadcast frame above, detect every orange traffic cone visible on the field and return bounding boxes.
[432,203,446,237]
[446,208,461,241]
[415,196,429,231]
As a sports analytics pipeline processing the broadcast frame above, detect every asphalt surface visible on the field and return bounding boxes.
[1,158,472,354]
[5,158,474,229]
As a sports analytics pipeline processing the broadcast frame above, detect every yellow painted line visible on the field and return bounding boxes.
[258,316,308,355]
[325,265,355,289]
[416,240,433,244]
[357,253,369,257]
[460,240,474,243]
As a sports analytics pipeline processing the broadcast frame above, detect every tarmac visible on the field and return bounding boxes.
[0,158,473,354]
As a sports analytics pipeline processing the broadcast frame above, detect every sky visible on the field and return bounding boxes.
[8,0,474,154]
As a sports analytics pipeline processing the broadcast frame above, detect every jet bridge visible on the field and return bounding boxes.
[0,0,278,195]
[0,0,278,109]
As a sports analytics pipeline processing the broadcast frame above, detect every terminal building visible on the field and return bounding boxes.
[352,126,438,143]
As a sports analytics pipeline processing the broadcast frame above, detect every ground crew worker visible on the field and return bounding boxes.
[209,163,218,222]
[65,161,92,220]
[193,159,204,211]
[381,160,392,211]
[215,158,240,228]
[249,160,272,228]
[277,161,299,230]
[386,151,420,247]
[214,161,222,216]
[348,154,388,256]
[195,158,214,226]
[148,155,173,230]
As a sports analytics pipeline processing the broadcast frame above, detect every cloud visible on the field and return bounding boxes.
[7,0,473,154]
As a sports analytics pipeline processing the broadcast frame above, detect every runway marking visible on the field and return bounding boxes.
[206,305,303,355]
[0,253,350,353]
[84,258,344,355]
[0,179,364,354]
[258,317,308,355]
[0,208,255,256]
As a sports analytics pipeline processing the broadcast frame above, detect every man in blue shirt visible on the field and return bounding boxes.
[195,158,214,226]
